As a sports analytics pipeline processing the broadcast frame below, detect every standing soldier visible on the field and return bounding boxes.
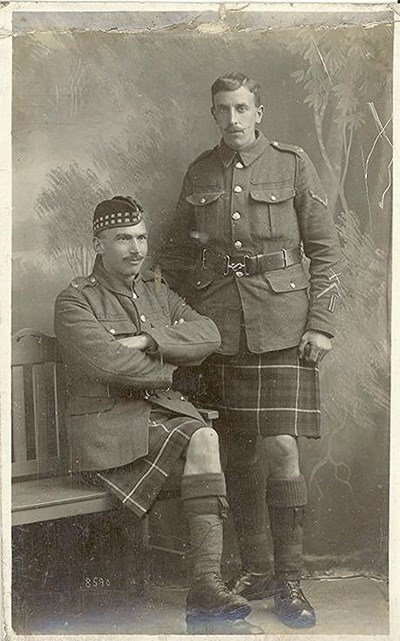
[54,195,263,635]
[169,72,341,629]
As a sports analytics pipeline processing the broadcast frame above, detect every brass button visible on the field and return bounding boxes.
[132,292,137,299]
[110,328,116,334]
[233,185,242,193]
[290,282,296,289]
[90,277,96,283]
[140,314,146,322]
[272,141,279,147]
[232,212,241,221]
[235,161,244,169]
[235,271,244,278]
[200,197,206,204]
[270,195,277,201]
[234,240,242,249]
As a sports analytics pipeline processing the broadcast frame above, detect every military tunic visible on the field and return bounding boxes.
[175,131,341,355]
[54,255,221,474]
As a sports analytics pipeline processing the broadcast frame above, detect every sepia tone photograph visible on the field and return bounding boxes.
[1,3,397,638]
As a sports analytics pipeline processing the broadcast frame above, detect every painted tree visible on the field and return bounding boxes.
[283,23,392,226]
[285,26,391,551]
[36,163,110,276]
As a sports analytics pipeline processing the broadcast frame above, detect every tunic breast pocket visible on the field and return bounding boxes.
[249,185,297,239]
[186,190,225,240]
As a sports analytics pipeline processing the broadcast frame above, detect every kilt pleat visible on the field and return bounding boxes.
[204,347,321,438]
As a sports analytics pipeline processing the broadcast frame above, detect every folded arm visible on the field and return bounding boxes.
[55,288,176,389]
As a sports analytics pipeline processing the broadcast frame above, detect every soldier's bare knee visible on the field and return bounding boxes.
[184,427,221,474]
[263,434,298,465]
[187,427,219,455]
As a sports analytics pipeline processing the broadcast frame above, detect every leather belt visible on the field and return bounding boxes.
[201,246,302,277]
[108,386,144,400]
[107,386,171,400]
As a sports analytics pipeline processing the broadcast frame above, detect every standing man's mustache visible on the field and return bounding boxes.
[226,126,246,133]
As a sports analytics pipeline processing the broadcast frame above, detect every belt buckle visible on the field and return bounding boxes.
[144,386,171,399]
[224,255,250,278]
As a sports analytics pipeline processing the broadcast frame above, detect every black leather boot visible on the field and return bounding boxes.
[186,572,251,620]
[274,579,316,628]
[229,570,275,601]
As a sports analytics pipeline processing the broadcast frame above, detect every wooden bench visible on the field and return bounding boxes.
[11,328,218,603]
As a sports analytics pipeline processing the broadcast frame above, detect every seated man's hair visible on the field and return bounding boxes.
[211,72,262,107]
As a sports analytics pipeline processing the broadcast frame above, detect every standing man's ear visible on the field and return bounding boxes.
[93,236,104,255]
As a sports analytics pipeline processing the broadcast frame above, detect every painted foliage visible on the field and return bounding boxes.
[12,13,392,572]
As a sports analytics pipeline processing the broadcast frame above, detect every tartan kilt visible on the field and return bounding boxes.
[202,346,321,439]
[84,409,205,519]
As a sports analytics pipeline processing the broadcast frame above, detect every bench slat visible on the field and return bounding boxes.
[12,476,116,525]
[12,366,27,466]
[54,361,68,466]
[33,364,49,474]
[12,498,114,526]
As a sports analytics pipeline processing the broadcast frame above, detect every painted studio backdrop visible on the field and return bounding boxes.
[12,10,392,579]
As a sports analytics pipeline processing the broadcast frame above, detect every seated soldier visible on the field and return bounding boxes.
[54,196,263,635]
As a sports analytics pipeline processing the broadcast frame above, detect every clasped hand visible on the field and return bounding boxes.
[298,330,332,363]
[117,334,154,351]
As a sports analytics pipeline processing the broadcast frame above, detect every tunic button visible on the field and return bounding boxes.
[132,292,137,299]
[140,314,146,322]
[232,212,241,221]
[234,240,243,249]
[90,277,96,283]
[233,185,242,193]
[110,328,116,334]
[290,282,296,289]
[270,195,277,201]
[235,271,244,278]
[235,161,244,169]
[200,197,206,204]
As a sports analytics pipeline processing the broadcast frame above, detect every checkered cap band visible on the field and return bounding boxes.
[93,197,143,232]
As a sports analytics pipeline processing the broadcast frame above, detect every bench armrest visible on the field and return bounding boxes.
[197,407,219,422]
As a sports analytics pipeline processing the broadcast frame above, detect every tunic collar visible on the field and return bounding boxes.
[218,130,270,168]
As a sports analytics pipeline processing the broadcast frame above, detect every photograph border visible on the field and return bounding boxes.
[1,3,399,640]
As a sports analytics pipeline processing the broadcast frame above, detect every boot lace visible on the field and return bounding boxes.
[284,580,304,601]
